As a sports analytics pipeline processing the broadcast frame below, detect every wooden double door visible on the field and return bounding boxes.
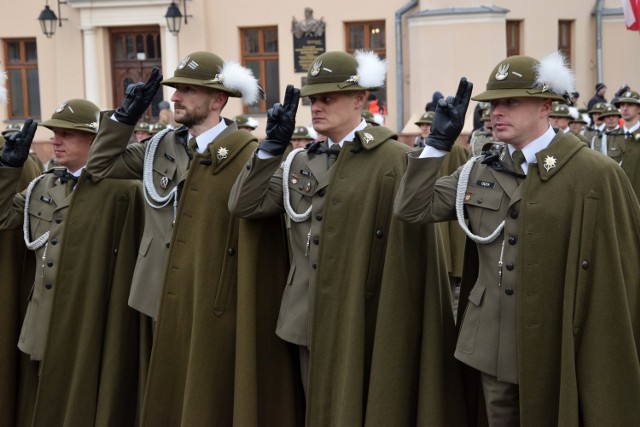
[110,26,163,122]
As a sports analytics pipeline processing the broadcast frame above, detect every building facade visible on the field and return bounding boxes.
[1,0,638,160]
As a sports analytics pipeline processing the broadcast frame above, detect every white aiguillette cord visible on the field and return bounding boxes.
[455,155,504,244]
[282,147,312,222]
[143,128,179,221]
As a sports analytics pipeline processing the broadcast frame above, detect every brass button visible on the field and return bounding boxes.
[505,288,514,296]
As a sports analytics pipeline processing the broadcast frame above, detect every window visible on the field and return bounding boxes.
[240,27,279,114]
[344,21,387,120]
[4,38,41,120]
[506,20,521,57]
[558,20,573,66]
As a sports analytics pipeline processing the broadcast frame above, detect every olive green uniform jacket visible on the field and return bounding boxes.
[437,143,468,279]
[87,116,304,426]
[0,147,41,427]
[230,126,466,426]
[0,165,149,427]
[395,131,640,426]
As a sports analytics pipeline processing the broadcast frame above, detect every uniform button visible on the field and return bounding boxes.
[312,263,317,270]
[375,229,384,239]
[313,236,320,245]
[477,198,483,204]
[246,164,251,170]
[581,260,589,269]
[510,210,518,219]
[505,263,514,271]
[315,213,323,221]
[45,283,53,290]
[227,248,235,256]
[51,238,58,245]
[298,186,304,191]
[505,288,514,296]
[165,242,170,248]
[47,260,54,267]
[508,236,517,245]
[318,189,326,197]
[55,217,62,224]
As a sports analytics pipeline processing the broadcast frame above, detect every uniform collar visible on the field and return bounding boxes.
[189,118,228,153]
[507,125,555,166]
[327,119,367,148]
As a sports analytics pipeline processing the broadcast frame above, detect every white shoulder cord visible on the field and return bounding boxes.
[142,128,179,220]
[23,174,50,250]
[282,148,312,222]
[455,155,505,244]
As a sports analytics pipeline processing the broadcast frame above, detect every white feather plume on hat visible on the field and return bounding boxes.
[0,68,7,106]
[534,51,575,98]
[217,61,260,105]
[354,50,388,89]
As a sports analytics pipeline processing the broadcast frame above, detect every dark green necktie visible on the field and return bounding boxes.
[512,149,526,176]
[327,144,341,168]
[188,137,198,156]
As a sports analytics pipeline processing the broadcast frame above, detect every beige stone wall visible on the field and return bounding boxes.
[0,0,638,163]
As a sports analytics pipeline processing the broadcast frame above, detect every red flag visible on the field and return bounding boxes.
[621,0,640,31]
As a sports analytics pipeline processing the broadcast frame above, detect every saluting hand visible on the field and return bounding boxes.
[427,77,473,152]
[0,118,38,168]
[114,67,163,126]
[259,85,301,156]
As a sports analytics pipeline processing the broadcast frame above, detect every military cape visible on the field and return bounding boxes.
[0,167,149,427]
[458,133,640,425]
[140,129,304,426]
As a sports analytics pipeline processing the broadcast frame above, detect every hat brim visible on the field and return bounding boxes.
[472,89,565,102]
[161,76,242,97]
[614,98,640,107]
[300,83,377,97]
[39,119,98,134]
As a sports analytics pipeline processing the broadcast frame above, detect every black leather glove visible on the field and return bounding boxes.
[0,119,37,167]
[113,67,163,126]
[426,77,473,152]
[258,85,300,156]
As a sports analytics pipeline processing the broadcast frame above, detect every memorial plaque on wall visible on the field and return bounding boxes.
[294,36,326,72]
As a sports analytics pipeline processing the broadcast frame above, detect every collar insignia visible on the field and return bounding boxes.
[495,63,509,81]
[362,132,374,144]
[217,147,229,161]
[543,155,557,172]
[310,60,322,76]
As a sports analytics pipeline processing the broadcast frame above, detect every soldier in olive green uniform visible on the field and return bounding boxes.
[233,114,259,132]
[87,52,303,426]
[361,109,382,126]
[290,125,315,149]
[591,104,624,163]
[395,53,640,426]
[615,90,640,199]
[469,107,500,156]
[550,102,590,145]
[230,50,462,425]
[413,111,433,148]
[0,99,148,426]
[583,101,606,143]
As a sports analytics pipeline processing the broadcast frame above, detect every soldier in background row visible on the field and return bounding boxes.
[615,90,640,199]
[591,104,623,162]
[469,107,497,156]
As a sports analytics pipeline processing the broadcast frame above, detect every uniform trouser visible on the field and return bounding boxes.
[299,345,310,398]
[480,371,520,427]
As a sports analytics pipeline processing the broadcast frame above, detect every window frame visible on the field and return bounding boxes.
[240,26,279,114]
[3,38,41,120]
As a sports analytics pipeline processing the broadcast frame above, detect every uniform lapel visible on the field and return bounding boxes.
[47,179,73,209]
[306,141,333,192]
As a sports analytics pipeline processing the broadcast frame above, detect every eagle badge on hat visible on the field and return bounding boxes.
[310,60,322,76]
[177,56,191,70]
[55,101,69,113]
[543,155,557,172]
[495,63,509,81]
[217,147,229,161]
